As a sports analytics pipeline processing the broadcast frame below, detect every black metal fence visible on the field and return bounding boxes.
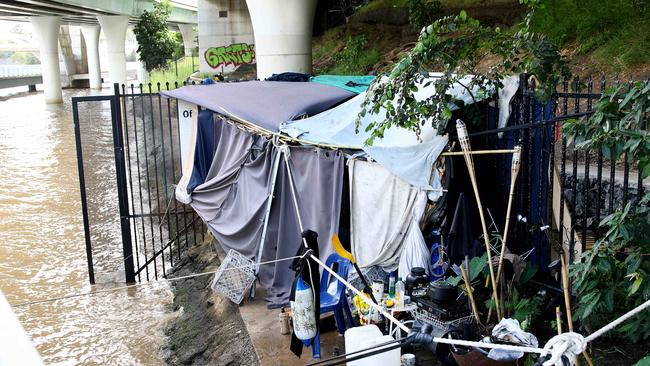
[73,83,206,284]
[488,75,648,266]
[74,75,647,284]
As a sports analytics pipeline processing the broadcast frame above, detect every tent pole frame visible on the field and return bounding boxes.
[251,148,283,298]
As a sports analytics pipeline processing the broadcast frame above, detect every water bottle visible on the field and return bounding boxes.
[395,277,405,308]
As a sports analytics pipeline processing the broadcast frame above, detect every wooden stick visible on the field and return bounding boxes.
[461,264,482,325]
[441,149,518,156]
[559,253,574,332]
[456,120,501,320]
[560,252,594,366]
[556,306,563,335]
[493,145,522,320]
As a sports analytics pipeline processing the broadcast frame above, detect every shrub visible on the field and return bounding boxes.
[133,0,182,72]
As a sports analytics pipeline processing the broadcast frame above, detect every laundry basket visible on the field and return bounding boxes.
[210,249,256,304]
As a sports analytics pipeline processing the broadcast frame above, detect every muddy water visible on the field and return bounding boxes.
[0,89,173,365]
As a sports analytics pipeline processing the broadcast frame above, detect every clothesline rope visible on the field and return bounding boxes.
[277,141,650,364]
[9,253,309,308]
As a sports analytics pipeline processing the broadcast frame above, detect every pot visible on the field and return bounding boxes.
[428,280,457,302]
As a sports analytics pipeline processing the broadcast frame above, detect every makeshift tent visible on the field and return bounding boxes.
[162,76,492,306]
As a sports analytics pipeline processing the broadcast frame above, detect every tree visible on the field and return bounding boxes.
[133,0,181,71]
[10,51,40,65]
[358,0,569,144]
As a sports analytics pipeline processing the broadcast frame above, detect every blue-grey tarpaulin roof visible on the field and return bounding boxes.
[161,81,356,131]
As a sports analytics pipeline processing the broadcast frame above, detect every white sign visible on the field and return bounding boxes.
[177,99,198,173]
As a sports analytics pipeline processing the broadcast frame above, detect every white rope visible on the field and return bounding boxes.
[10,254,307,308]
[540,333,586,366]
[277,142,650,360]
[585,298,650,342]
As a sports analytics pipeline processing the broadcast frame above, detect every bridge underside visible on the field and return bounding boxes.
[0,0,196,25]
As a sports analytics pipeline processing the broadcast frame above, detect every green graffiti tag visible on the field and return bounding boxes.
[204,43,256,68]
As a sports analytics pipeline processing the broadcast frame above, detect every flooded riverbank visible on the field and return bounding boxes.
[0,88,173,365]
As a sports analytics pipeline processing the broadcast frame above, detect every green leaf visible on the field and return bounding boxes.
[630,277,643,295]
[580,292,601,319]
[520,263,538,284]
[633,356,650,366]
[459,10,467,21]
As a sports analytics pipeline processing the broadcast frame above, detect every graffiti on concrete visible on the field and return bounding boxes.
[205,43,256,68]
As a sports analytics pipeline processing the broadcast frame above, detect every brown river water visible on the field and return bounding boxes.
[0,88,174,365]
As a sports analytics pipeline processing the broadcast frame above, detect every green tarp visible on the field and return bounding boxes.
[310,75,376,94]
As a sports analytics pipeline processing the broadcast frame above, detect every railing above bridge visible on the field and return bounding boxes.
[0,64,42,78]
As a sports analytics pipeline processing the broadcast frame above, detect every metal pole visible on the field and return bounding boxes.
[72,98,95,285]
[112,83,136,283]
[255,149,282,273]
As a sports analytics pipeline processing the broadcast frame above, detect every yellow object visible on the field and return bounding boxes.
[332,234,355,263]
[385,299,394,308]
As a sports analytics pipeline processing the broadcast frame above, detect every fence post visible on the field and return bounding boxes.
[111,83,136,283]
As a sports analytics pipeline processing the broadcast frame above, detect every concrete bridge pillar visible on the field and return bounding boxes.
[30,16,62,104]
[97,15,129,87]
[178,24,196,57]
[80,25,102,89]
[245,0,317,79]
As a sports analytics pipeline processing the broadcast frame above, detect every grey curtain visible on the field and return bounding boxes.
[189,119,344,307]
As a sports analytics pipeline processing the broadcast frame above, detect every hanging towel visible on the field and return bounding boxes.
[349,160,429,274]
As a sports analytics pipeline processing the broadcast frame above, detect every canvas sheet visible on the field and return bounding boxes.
[349,160,429,275]
[188,120,344,306]
[280,74,481,198]
[161,81,356,131]
[280,74,481,148]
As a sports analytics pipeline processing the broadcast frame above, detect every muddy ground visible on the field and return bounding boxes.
[161,240,259,366]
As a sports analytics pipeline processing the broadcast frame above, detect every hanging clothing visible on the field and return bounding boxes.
[497,75,520,138]
[446,192,482,264]
[349,160,429,276]
[289,230,321,358]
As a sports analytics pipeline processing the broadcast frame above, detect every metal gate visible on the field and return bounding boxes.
[73,83,204,284]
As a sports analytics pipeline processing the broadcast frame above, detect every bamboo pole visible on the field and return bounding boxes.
[441,149,518,156]
[556,306,563,335]
[461,263,482,325]
[456,120,501,320]
[560,251,594,366]
[493,145,522,319]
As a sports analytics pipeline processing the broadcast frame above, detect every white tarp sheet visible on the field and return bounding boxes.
[349,160,430,274]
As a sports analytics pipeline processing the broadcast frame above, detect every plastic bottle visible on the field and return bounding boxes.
[279,307,291,335]
[388,272,396,299]
[395,277,405,308]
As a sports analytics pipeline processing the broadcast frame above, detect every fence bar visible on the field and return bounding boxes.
[595,78,605,240]
[111,83,136,283]
[121,84,142,282]
[130,84,150,281]
[72,98,96,285]
[139,83,159,280]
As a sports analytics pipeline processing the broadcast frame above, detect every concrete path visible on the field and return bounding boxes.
[239,287,345,366]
